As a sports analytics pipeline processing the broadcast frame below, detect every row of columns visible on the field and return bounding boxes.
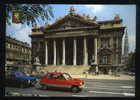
[45,37,97,65]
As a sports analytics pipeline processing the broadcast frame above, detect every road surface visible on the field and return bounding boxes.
[5,79,135,97]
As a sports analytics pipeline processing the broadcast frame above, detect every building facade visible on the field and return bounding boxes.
[6,36,31,67]
[30,7,125,73]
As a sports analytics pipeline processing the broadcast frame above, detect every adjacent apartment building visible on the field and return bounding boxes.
[6,36,31,68]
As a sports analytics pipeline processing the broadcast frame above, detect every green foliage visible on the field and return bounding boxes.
[6,4,54,26]
[88,66,95,74]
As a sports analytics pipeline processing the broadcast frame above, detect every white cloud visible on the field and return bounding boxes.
[6,24,32,46]
[6,23,22,35]
[84,5,104,13]
[14,26,31,45]
[12,24,22,30]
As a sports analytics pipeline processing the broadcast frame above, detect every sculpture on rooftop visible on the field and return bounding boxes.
[69,6,76,15]
[93,16,97,21]
[114,14,120,20]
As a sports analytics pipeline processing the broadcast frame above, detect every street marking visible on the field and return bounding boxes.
[72,95,88,97]
[123,93,135,96]
[86,87,123,91]
[86,86,134,91]
[38,95,48,97]
[88,91,123,95]
[88,91,135,96]
[121,86,134,89]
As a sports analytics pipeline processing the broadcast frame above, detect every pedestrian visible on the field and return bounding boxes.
[90,57,95,75]
[85,71,88,78]
[95,66,99,75]
[90,58,94,68]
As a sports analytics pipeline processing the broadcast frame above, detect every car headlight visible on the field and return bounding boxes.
[80,82,83,85]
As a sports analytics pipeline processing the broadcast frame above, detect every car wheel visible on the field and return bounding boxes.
[71,86,80,93]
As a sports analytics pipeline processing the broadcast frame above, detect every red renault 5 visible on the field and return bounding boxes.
[34,72,85,93]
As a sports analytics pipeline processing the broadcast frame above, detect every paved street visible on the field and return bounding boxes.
[5,78,135,97]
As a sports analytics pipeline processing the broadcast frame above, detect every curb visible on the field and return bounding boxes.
[71,74,135,80]
[5,92,48,97]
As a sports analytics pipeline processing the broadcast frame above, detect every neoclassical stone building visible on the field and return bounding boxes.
[30,7,125,73]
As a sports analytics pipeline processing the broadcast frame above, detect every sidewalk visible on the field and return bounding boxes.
[71,74,135,80]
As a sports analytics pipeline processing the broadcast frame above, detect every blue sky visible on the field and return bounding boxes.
[6,4,136,53]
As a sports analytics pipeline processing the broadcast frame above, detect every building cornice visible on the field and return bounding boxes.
[44,26,99,34]
[6,36,30,48]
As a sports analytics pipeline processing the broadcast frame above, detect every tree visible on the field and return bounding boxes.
[6,4,54,26]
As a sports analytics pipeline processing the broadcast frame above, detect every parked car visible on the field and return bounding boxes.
[5,70,37,88]
[34,72,85,93]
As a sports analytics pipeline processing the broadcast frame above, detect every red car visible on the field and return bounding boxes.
[34,72,85,93]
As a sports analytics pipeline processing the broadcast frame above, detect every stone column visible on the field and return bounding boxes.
[73,38,77,65]
[45,40,48,65]
[62,39,66,65]
[83,37,88,65]
[116,37,118,49]
[116,54,118,64]
[53,39,56,65]
[111,37,113,49]
[94,38,97,64]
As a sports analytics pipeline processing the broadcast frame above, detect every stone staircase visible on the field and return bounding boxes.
[39,65,90,75]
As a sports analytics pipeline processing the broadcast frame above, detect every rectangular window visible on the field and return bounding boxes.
[102,56,108,64]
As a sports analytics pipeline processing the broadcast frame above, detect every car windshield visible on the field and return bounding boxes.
[63,73,72,80]
[15,72,26,76]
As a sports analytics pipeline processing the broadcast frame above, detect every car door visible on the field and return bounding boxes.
[41,73,57,88]
[49,74,70,89]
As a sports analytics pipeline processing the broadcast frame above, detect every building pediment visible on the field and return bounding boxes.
[45,14,99,32]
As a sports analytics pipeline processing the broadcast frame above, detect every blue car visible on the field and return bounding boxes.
[5,70,37,88]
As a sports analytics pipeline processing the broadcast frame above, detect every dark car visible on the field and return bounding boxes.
[34,72,85,93]
[5,70,37,88]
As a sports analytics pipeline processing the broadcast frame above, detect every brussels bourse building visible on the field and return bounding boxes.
[30,7,125,73]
